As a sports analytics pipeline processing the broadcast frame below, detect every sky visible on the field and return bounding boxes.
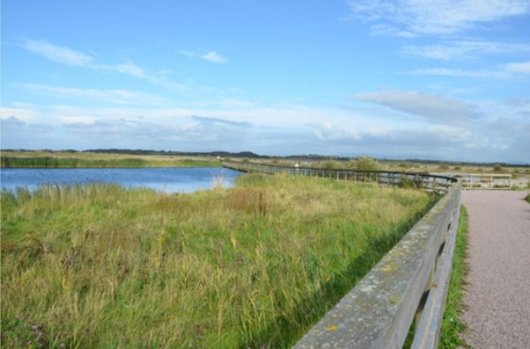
[1,0,529,163]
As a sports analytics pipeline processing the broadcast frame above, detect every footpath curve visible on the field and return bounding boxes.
[461,190,530,348]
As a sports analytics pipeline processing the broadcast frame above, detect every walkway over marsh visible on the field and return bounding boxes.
[461,190,530,349]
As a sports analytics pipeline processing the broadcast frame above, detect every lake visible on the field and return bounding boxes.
[0,167,242,193]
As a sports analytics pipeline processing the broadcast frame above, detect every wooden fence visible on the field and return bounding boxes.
[451,173,512,190]
[223,161,456,193]
[223,160,461,349]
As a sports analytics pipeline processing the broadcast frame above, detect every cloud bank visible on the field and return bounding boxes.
[2,92,528,162]
[355,90,479,123]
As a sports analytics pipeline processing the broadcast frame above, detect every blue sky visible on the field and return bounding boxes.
[1,0,529,163]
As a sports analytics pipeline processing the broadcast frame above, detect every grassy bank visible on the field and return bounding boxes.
[0,151,220,168]
[439,207,469,349]
[1,174,437,348]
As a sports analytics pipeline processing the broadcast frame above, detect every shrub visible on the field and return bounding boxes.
[321,160,341,169]
[351,156,380,171]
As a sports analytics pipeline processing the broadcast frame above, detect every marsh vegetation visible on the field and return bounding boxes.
[1,174,436,348]
[0,151,220,168]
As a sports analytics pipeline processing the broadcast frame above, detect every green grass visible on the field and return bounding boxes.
[439,207,470,349]
[1,174,437,348]
[525,194,529,203]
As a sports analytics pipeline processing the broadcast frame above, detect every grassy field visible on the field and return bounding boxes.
[1,174,437,348]
[0,151,220,168]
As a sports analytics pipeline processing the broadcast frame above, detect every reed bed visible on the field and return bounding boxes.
[1,174,437,348]
[0,151,220,168]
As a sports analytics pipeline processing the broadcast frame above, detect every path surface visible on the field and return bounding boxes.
[461,190,530,349]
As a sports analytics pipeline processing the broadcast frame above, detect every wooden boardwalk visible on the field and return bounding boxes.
[461,190,530,348]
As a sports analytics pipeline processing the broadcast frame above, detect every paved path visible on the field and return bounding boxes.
[461,190,530,349]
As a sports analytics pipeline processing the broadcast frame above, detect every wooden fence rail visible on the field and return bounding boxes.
[452,173,512,190]
[223,160,461,349]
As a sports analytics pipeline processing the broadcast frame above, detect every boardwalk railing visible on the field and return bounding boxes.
[223,161,457,193]
[453,173,512,190]
[223,160,461,349]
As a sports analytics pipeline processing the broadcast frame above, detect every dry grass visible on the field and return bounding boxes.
[1,174,436,348]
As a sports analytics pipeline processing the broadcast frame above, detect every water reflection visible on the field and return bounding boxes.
[0,167,241,193]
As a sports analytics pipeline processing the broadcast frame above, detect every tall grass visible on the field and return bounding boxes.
[0,153,220,168]
[1,174,437,348]
[1,156,146,168]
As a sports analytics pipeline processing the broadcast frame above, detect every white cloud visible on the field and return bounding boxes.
[349,0,530,35]
[19,83,166,105]
[370,24,417,38]
[201,51,227,63]
[189,115,251,128]
[20,39,95,67]
[355,89,479,123]
[176,50,228,63]
[115,62,147,78]
[308,122,511,160]
[408,61,530,78]
[311,122,362,141]
[1,100,527,162]
[19,39,185,92]
[407,68,508,79]
[504,61,530,74]
[114,63,185,91]
[177,49,227,63]
[0,106,40,121]
[403,41,530,60]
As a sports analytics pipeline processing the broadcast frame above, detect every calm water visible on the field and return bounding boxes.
[0,167,242,193]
